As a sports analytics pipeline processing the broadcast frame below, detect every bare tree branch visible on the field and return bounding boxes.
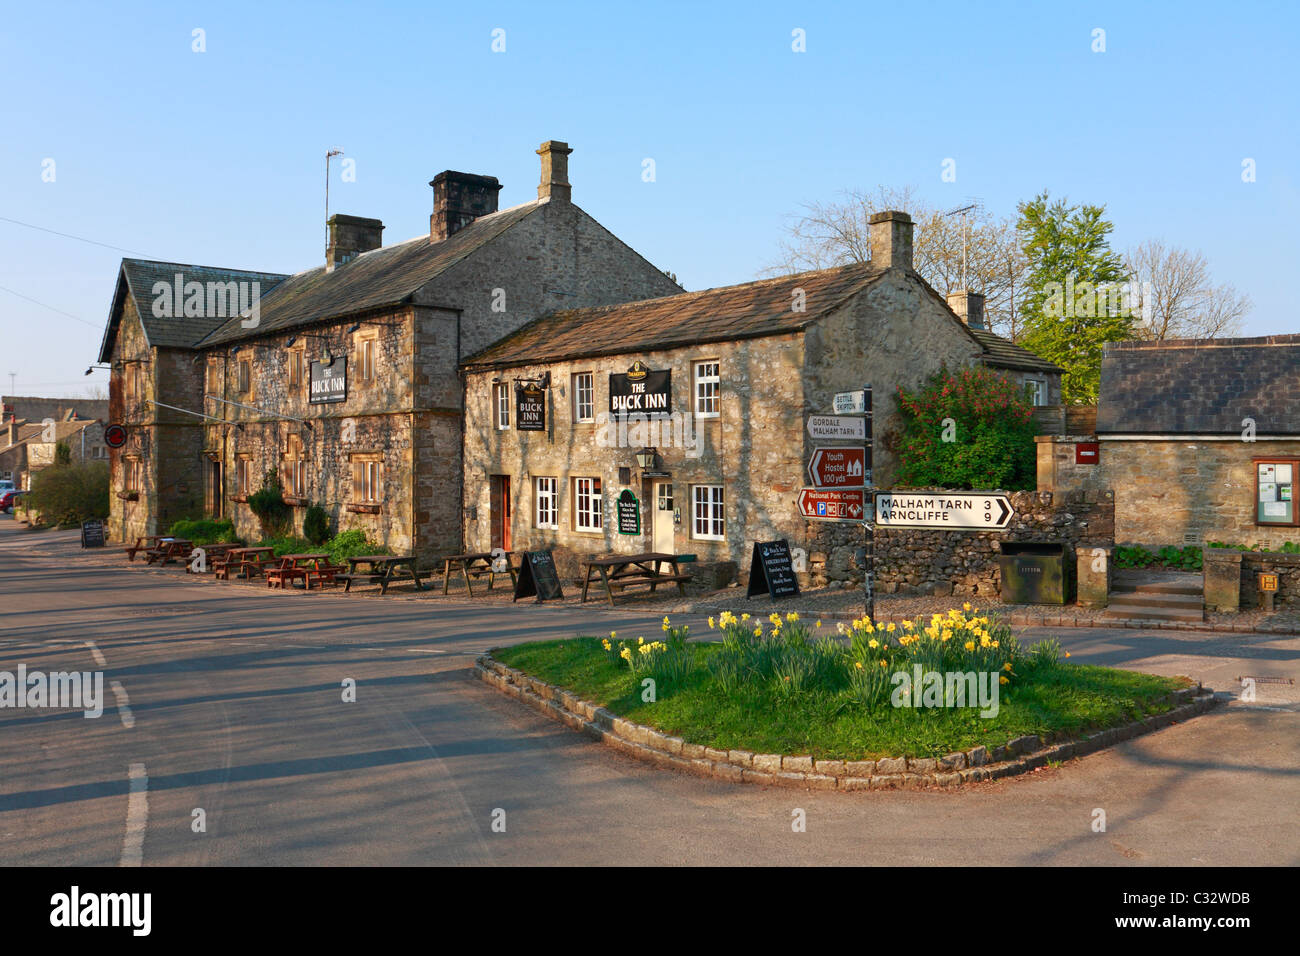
[1123,239,1250,340]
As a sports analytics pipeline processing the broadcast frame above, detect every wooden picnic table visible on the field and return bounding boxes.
[440,552,517,597]
[339,555,426,594]
[145,538,194,566]
[580,552,690,607]
[215,546,276,580]
[125,535,165,561]
[181,541,242,573]
[267,553,342,590]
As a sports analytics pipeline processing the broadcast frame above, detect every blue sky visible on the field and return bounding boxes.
[2,0,1297,397]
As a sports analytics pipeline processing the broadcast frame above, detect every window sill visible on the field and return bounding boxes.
[283,496,308,507]
[229,493,249,503]
[346,502,382,514]
[116,491,139,501]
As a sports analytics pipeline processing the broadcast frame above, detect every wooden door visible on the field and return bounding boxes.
[490,475,511,551]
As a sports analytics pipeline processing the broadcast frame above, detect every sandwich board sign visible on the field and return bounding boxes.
[746,539,800,600]
[513,550,565,603]
[874,492,1013,530]
[806,415,866,441]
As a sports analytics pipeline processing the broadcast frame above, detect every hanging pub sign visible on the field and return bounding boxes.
[616,489,641,535]
[515,382,546,431]
[746,539,801,600]
[609,360,671,417]
[309,357,347,404]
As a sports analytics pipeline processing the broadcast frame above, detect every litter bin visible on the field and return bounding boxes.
[998,541,1073,605]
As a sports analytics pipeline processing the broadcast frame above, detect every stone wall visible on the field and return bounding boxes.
[1036,435,1108,496]
[1240,551,1300,610]
[1099,439,1300,548]
[813,489,1116,598]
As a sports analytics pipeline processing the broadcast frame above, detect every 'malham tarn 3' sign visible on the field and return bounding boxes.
[610,360,671,417]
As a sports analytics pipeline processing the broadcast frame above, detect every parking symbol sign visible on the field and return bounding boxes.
[818,503,826,515]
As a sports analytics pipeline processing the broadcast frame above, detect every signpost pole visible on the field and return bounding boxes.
[863,385,874,622]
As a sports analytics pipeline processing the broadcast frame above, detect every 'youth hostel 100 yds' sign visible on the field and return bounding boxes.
[610,360,671,417]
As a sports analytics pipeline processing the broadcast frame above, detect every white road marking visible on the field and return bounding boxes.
[110,680,135,728]
[86,640,107,667]
[120,762,148,867]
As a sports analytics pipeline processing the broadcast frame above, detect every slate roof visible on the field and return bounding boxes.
[0,420,99,454]
[1097,334,1300,435]
[99,260,290,362]
[198,200,542,347]
[967,327,1062,373]
[462,263,890,368]
[461,262,1058,374]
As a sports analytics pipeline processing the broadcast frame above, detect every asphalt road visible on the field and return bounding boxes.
[1,515,1296,866]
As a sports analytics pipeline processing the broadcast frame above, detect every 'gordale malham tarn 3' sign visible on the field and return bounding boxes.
[610,361,671,417]
[309,358,347,404]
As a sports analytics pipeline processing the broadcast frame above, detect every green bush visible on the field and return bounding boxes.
[256,535,315,557]
[169,518,239,545]
[1208,540,1300,554]
[894,365,1039,490]
[303,505,331,545]
[26,461,109,528]
[247,469,292,538]
[325,529,388,566]
[1114,545,1201,571]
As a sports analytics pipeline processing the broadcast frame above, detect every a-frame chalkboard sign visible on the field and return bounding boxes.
[746,539,801,600]
[514,550,565,603]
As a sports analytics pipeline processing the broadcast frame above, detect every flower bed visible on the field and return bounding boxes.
[490,610,1197,765]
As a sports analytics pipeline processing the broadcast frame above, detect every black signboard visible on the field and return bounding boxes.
[616,489,641,535]
[513,550,565,603]
[80,519,105,549]
[746,539,801,600]
[515,383,545,431]
[609,361,671,417]
[309,357,347,404]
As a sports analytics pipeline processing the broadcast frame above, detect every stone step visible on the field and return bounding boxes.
[1107,590,1204,610]
[1112,580,1203,597]
[1102,598,1204,622]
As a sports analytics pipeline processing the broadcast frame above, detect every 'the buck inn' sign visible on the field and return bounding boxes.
[610,361,671,417]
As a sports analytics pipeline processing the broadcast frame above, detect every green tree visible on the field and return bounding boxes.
[27,461,109,527]
[54,441,72,465]
[894,365,1039,490]
[1017,191,1132,403]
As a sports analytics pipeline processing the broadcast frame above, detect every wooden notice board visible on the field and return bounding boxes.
[746,540,800,600]
[514,550,565,603]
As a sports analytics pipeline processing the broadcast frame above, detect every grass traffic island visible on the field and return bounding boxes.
[478,609,1218,790]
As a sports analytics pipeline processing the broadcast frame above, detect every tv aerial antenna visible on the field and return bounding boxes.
[944,202,978,289]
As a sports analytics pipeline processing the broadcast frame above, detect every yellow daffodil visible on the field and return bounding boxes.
[886,622,896,633]
[999,675,1009,685]
[1003,662,1013,672]
[868,638,879,649]
[741,613,750,622]
[964,640,975,652]
[708,616,716,629]
[878,659,888,668]
[815,620,822,628]
[855,661,864,670]
[963,602,972,612]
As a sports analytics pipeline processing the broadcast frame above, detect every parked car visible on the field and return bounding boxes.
[1,490,26,513]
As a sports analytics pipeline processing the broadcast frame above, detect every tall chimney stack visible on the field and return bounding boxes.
[536,140,572,203]
[430,171,502,242]
[946,290,986,330]
[868,210,914,272]
[326,214,384,272]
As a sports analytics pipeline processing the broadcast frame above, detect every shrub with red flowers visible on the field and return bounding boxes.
[894,365,1039,490]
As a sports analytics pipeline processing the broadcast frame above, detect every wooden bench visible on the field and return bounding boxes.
[580,553,690,606]
[125,535,163,561]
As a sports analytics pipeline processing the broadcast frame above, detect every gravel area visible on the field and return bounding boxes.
[51,530,1300,634]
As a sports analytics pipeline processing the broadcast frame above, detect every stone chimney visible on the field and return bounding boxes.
[869,210,913,271]
[946,290,986,330]
[429,171,502,242]
[327,214,384,272]
[536,140,572,203]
